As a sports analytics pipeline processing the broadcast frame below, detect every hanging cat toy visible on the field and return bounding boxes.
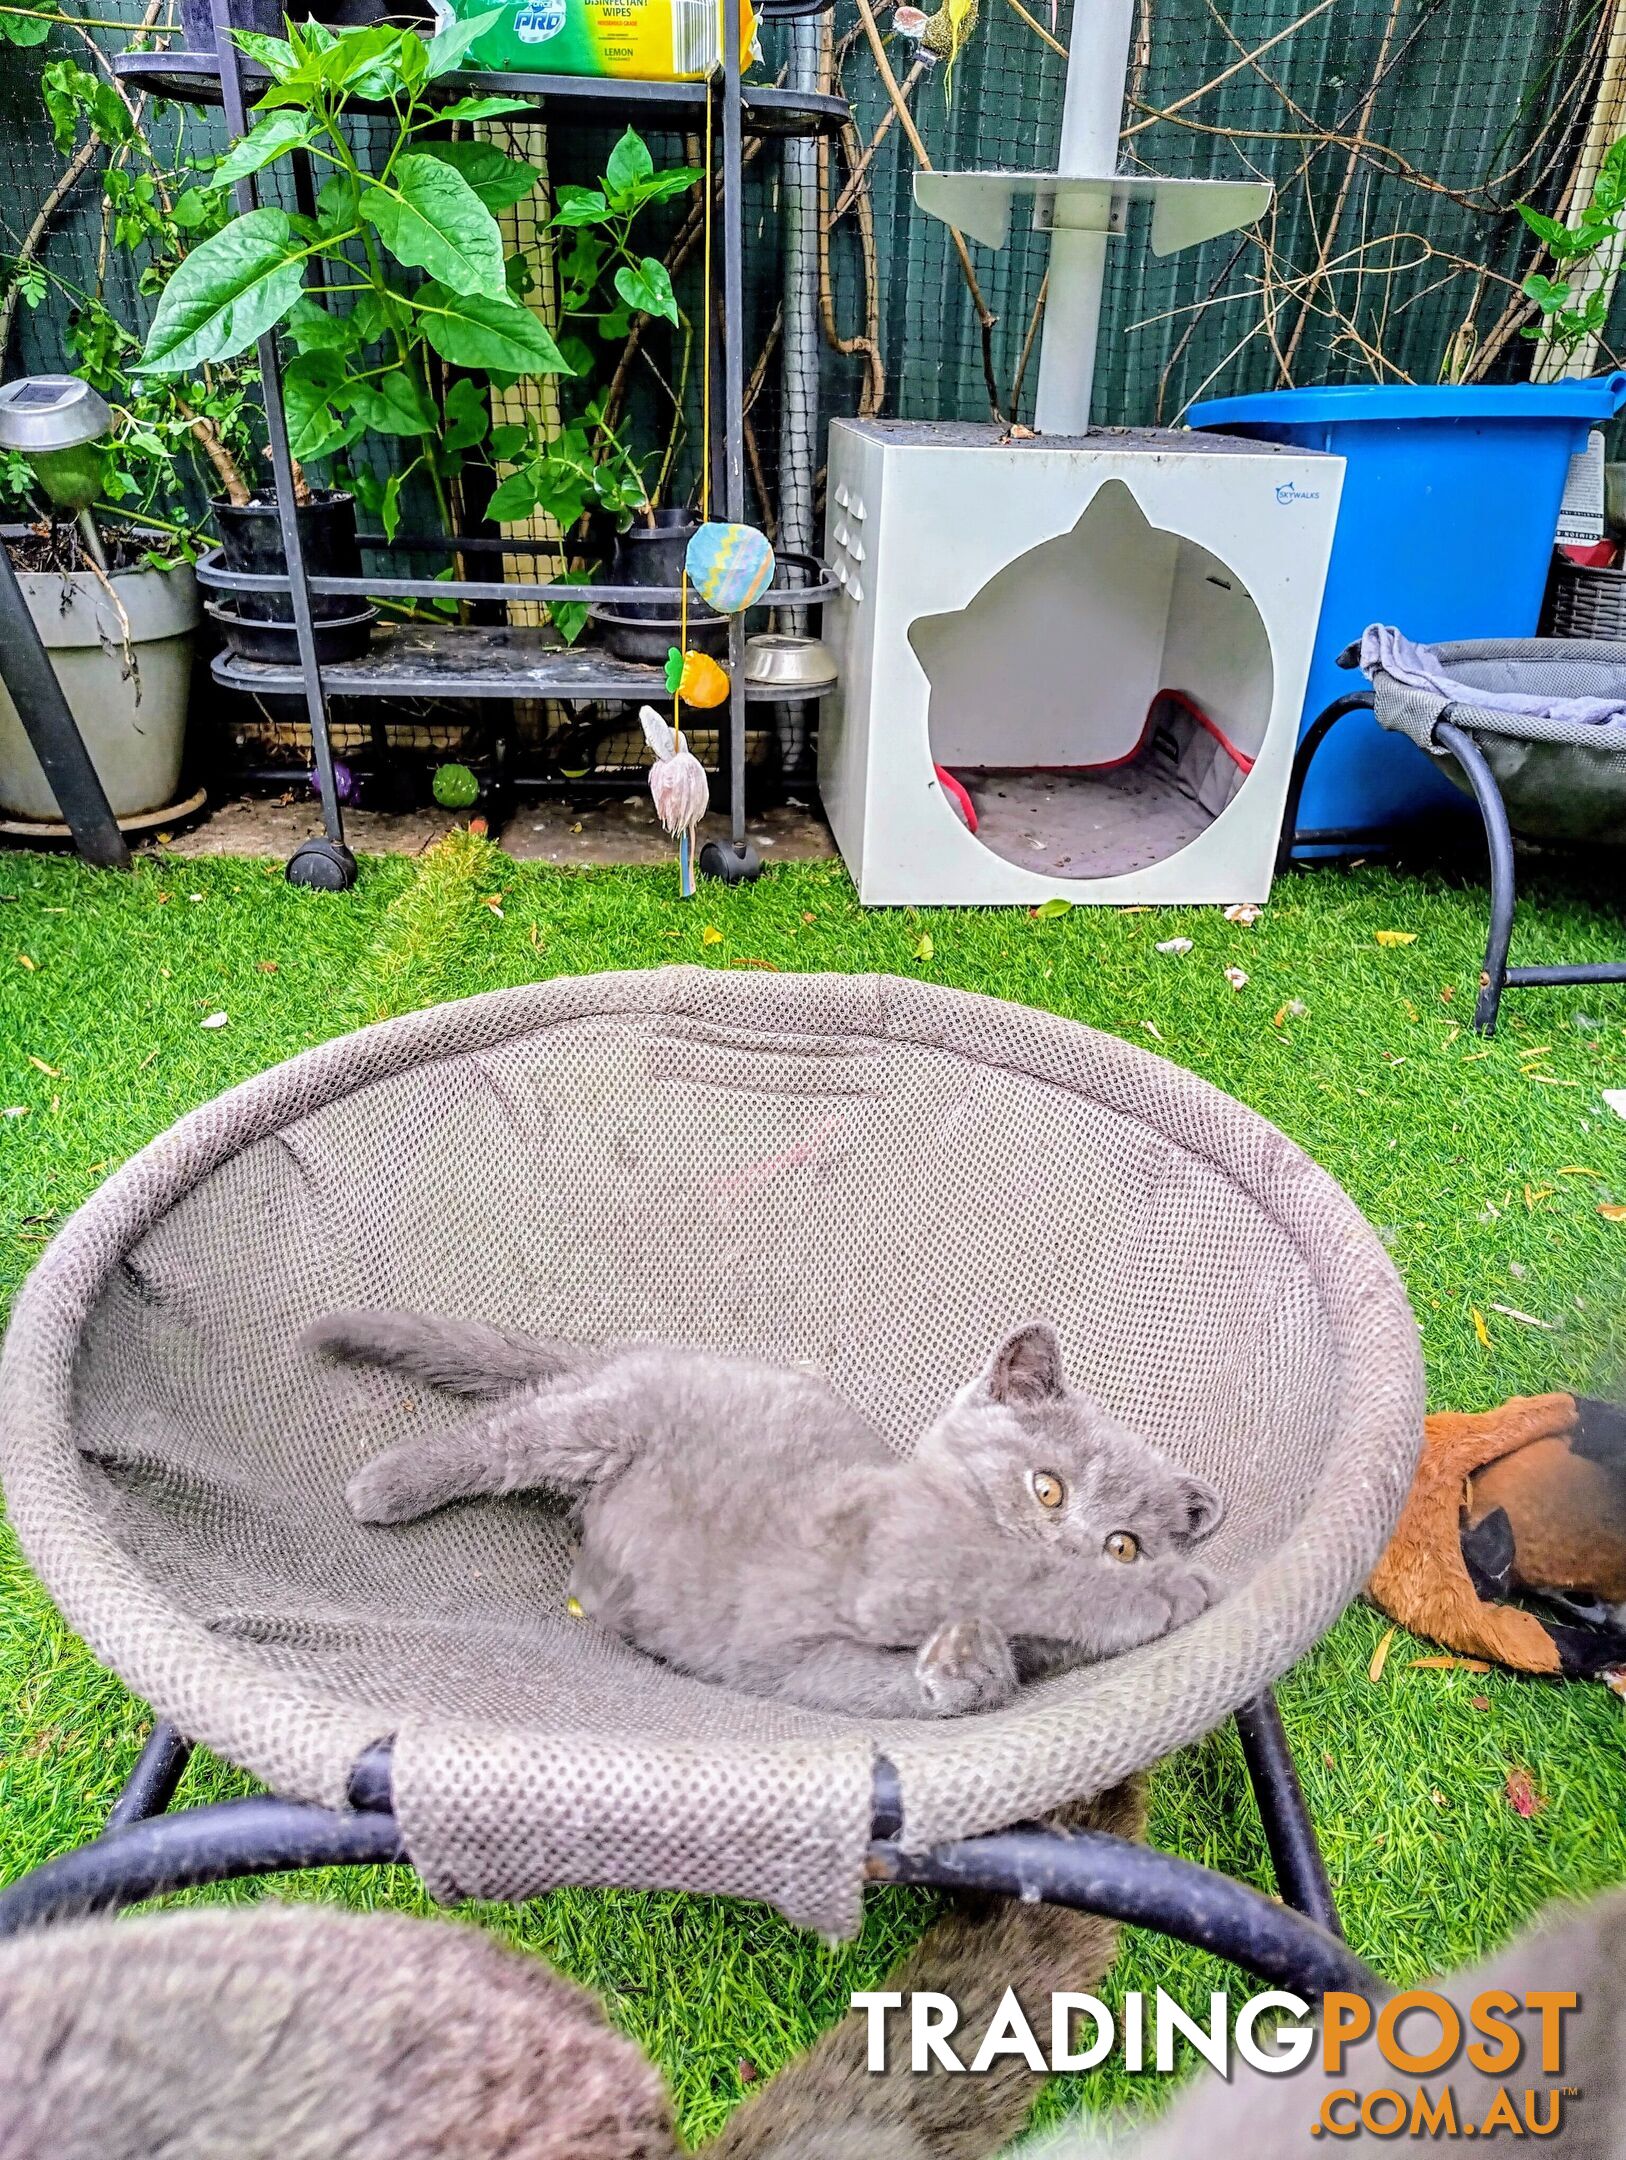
[639,25,776,899]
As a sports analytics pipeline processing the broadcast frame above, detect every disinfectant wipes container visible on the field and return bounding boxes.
[442,0,754,77]
[1189,377,1626,849]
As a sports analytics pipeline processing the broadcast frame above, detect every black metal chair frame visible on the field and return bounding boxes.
[0,1690,1380,2000]
[1278,663,1626,1036]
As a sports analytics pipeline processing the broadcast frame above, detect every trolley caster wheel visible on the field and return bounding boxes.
[699,838,763,886]
[285,837,357,891]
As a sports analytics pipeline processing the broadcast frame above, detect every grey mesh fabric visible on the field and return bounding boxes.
[0,969,1422,1936]
[1369,636,1626,843]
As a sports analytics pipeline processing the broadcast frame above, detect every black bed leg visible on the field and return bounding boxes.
[1234,1690,1343,1938]
[106,1722,193,1831]
[1275,693,1375,873]
[1433,721,1515,1036]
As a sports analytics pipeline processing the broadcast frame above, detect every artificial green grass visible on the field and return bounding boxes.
[3,837,1626,2144]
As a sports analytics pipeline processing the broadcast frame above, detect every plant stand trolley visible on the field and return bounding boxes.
[113,1,843,890]
[0,967,1418,2002]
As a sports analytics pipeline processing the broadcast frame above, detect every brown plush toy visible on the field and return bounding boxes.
[1368,1393,1626,1677]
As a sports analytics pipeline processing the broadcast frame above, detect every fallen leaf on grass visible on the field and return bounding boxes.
[1031,897,1072,919]
[1375,930,1418,947]
[1523,1185,1552,1211]
[468,816,489,837]
[1155,937,1193,956]
[256,960,279,974]
[1605,1670,1626,1698]
[1142,1020,1165,1041]
[1224,966,1249,991]
[1600,1204,1626,1223]
[1368,1626,1397,1683]
[1471,1693,1491,1711]
[1472,1307,1492,1348]
[199,1012,229,1030]
[1558,1166,1601,1177]
[1505,1767,1546,1818]
[1410,1655,1492,1672]
[480,893,504,919]
[914,933,935,962]
[1431,1789,1448,1808]
[15,954,35,971]
[25,1056,60,1077]
[701,925,724,947]
[1224,903,1262,925]
[2,1106,29,1118]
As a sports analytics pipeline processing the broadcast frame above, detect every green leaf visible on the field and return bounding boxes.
[1033,896,1072,918]
[169,187,214,231]
[1522,271,1571,309]
[604,126,653,208]
[412,281,570,374]
[486,468,540,521]
[1514,203,1576,256]
[614,256,676,324]
[352,368,437,435]
[442,375,489,454]
[418,140,538,212]
[551,186,609,229]
[434,93,534,121]
[360,152,506,298]
[379,469,406,543]
[0,14,53,46]
[139,206,307,373]
[425,3,504,76]
[489,421,528,460]
[546,567,591,646]
[633,164,704,204]
[315,171,361,234]
[231,28,298,79]
[208,109,313,191]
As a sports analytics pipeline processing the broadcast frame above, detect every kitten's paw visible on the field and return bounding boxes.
[345,1451,425,1526]
[916,1617,1018,1717]
[1162,1564,1221,1630]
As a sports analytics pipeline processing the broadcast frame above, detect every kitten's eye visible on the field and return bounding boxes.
[1031,1470,1066,1510]
[1105,1531,1140,1563]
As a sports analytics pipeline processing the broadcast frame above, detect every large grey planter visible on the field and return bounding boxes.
[0,557,200,823]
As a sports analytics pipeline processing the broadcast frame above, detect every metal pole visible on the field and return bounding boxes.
[0,542,130,869]
[211,0,355,889]
[1032,0,1137,434]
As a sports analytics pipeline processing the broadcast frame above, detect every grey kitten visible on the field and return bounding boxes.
[307,1313,1224,1719]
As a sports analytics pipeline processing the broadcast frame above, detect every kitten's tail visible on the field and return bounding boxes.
[705,1779,1146,2160]
[300,1308,593,1396]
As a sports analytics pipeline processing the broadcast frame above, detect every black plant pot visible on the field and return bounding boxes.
[213,491,373,665]
[596,509,726,662]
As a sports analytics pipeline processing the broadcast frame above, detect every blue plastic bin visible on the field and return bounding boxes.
[1188,377,1626,847]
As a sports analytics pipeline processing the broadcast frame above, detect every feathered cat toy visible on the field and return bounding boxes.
[639,705,709,898]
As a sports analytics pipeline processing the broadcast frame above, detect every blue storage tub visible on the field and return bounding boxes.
[1189,377,1626,848]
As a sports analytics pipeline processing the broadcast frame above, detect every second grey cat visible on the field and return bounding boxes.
[307,1314,1224,1719]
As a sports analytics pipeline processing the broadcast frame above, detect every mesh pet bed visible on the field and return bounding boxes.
[1281,638,1626,1033]
[0,969,1420,1980]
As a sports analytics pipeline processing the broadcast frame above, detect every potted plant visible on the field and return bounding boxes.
[136,14,705,655]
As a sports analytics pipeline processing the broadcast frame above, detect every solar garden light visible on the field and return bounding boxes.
[0,375,116,577]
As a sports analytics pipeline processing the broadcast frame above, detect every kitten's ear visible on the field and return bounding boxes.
[1174,1474,1225,1545]
[984,1323,1067,1406]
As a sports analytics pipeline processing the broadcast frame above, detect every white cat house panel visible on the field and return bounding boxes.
[818,421,1343,907]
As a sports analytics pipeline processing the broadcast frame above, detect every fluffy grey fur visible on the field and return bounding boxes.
[0,1903,675,2160]
[309,1313,1224,1720]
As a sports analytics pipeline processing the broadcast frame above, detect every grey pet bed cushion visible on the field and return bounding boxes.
[1371,636,1626,844]
[0,969,1422,1935]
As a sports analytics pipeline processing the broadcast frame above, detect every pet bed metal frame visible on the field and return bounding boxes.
[1278,646,1626,1036]
[0,1695,1379,1997]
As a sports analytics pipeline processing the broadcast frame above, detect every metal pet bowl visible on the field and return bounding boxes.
[743,633,839,690]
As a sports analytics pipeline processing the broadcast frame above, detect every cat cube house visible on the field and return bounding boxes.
[818,420,1343,906]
